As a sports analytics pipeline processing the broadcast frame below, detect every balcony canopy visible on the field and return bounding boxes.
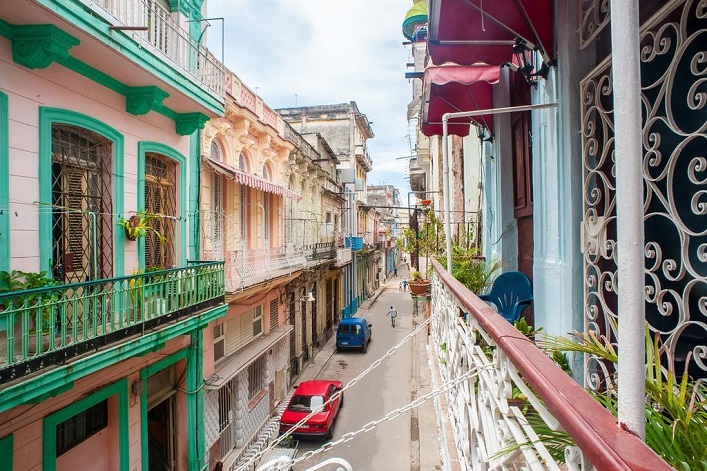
[203,157,302,202]
[427,0,553,66]
[421,65,499,137]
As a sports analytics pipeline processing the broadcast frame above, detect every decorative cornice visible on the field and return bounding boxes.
[168,0,204,16]
[175,112,210,136]
[126,86,169,116]
[10,24,79,70]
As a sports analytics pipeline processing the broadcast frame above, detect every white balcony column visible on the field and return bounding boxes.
[610,0,646,440]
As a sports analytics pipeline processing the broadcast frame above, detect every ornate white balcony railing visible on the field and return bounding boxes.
[88,0,224,97]
[430,259,670,470]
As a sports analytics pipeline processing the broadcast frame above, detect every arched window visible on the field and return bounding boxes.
[262,164,270,181]
[144,153,177,269]
[51,124,114,283]
[239,154,248,244]
[209,141,224,257]
[210,140,222,162]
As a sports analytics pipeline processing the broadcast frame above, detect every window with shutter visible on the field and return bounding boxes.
[212,173,223,256]
[223,306,264,357]
[239,155,248,245]
[239,185,248,245]
[263,194,270,243]
[145,153,176,269]
[51,124,113,283]
[269,299,278,330]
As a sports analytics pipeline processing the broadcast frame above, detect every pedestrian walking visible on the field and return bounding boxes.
[387,305,398,327]
[402,277,408,292]
[394,266,398,276]
[399,280,403,291]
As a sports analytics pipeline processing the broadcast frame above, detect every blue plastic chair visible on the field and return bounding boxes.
[478,271,533,324]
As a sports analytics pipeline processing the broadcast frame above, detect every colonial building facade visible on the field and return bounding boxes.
[0,0,226,469]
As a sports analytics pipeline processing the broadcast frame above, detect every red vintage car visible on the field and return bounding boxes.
[279,380,344,440]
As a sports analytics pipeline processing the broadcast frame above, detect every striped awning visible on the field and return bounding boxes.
[202,156,302,202]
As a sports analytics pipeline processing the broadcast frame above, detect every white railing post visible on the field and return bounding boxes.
[609,0,646,440]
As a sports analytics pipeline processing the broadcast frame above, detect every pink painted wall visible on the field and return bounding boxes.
[56,395,119,471]
[1,336,190,471]
[1,44,192,276]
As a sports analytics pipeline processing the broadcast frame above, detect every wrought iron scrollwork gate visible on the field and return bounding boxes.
[581,0,707,387]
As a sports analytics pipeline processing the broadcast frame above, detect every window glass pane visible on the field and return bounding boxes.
[56,400,108,456]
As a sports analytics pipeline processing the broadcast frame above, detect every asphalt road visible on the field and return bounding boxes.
[292,279,424,471]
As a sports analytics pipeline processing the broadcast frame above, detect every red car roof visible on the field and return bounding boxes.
[293,380,342,396]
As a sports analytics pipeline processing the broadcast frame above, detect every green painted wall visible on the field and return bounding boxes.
[0,434,13,470]
[0,304,227,413]
[34,0,222,114]
[0,92,8,271]
[38,107,125,278]
[187,330,205,470]
[42,378,129,471]
[139,337,205,471]
[189,131,201,261]
[137,142,188,270]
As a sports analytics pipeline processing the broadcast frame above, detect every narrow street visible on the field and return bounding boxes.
[289,262,445,471]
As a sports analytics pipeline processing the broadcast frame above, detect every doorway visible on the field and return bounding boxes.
[147,396,176,470]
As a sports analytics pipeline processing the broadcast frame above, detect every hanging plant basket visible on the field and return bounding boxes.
[123,214,141,241]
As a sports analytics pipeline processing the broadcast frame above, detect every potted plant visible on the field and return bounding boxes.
[440,246,503,295]
[408,270,431,296]
[0,270,61,354]
[117,210,168,243]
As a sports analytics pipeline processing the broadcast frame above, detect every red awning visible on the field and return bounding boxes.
[203,157,302,202]
[421,65,499,137]
[428,0,553,66]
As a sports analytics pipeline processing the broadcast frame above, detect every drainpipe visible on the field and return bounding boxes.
[610,0,646,440]
[441,103,559,272]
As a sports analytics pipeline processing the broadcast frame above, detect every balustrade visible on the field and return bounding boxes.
[0,261,225,383]
[88,0,224,96]
[430,259,669,470]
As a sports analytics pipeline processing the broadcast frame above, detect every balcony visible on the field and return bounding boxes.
[0,262,225,385]
[221,247,306,293]
[304,242,336,262]
[0,0,225,116]
[354,144,373,172]
[429,259,669,469]
[87,0,224,98]
[344,236,364,251]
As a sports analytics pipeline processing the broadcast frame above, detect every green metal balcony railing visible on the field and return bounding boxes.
[0,261,224,384]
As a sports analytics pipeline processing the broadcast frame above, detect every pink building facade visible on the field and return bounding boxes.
[0,0,226,470]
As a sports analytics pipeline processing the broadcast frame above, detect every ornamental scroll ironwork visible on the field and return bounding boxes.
[580,0,707,391]
[579,0,610,49]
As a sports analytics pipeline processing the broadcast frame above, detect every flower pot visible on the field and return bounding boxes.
[409,281,431,296]
[124,214,141,241]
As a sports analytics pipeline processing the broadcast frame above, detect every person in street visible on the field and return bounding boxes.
[402,277,408,292]
[394,266,398,276]
[387,305,398,327]
[399,280,403,291]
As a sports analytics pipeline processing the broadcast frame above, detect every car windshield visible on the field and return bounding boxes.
[288,395,326,412]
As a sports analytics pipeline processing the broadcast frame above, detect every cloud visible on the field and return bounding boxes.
[208,0,415,196]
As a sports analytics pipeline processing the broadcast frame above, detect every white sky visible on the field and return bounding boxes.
[206,0,416,198]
